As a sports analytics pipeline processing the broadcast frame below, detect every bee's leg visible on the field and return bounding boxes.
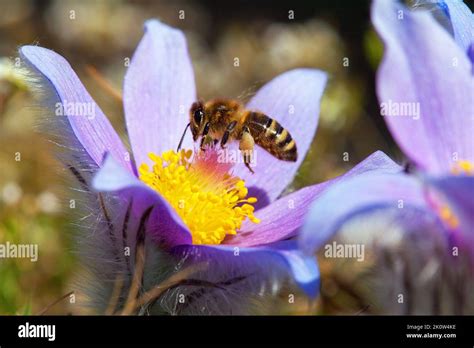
[199,122,212,151]
[200,136,214,151]
[239,126,255,174]
[220,121,238,149]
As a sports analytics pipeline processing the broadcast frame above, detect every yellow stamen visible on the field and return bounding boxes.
[438,204,460,229]
[139,149,260,245]
[451,160,473,175]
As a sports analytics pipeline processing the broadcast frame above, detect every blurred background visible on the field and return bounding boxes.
[0,0,405,314]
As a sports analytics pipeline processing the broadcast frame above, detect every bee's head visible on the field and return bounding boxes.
[190,100,206,141]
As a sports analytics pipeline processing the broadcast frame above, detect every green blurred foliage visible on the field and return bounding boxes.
[0,202,75,314]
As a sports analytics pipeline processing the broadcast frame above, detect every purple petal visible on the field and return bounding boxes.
[468,42,474,65]
[92,154,192,248]
[299,172,431,255]
[124,20,196,170]
[225,150,402,247]
[428,175,474,250]
[172,240,320,298]
[372,0,473,173]
[231,69,327,205]
[438,0,473,51]
[20,46,132,172]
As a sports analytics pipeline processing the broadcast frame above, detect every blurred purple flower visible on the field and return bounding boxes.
[20,19,400,313]
[300,0,473,268]
[418,0,473,52]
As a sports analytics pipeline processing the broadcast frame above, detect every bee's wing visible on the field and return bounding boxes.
[235,82,261,104]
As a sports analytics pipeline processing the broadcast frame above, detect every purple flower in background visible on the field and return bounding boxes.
[300,0,474,280]
[417,0,473,53]
[19,18,405,313]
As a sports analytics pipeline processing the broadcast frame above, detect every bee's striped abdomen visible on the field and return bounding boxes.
[245,111,297,162]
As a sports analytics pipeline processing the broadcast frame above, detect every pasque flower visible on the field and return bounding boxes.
[20,18,401,314]
[299,0,474,307]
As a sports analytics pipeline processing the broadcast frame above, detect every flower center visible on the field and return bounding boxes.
[451,160,473,175]
[138,148,260,245]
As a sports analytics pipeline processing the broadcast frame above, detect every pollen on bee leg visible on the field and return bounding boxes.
[239,127,256,173]
[138,147,260,245]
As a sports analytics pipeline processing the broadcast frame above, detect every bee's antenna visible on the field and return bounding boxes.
[177,123,191,152]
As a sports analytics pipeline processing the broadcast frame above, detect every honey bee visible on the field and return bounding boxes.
[177,99,297,173]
